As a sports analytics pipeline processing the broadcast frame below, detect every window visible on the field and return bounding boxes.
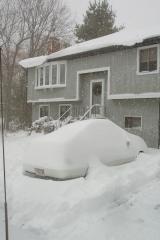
[39,105,49,118]
[60,64,66,84]
[138,46,158,73]
[52,64,57,85]
[59,104,71,119]
[36,62,66,88]
[45,66,50,85]
[40,67,43,86]
[125,116,142,129]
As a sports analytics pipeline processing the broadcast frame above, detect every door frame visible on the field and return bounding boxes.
[90,79,105,107]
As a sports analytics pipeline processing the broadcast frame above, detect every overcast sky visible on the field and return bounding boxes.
[66,0,159,30]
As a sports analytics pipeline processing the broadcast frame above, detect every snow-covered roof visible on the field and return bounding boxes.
[48,26,160,60]
[19,26,160,68]
[19,56,47,68]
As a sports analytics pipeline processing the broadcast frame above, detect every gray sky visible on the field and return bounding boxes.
[66,0,159,29]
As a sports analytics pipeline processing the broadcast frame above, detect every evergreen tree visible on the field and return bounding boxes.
[75,0,122,42]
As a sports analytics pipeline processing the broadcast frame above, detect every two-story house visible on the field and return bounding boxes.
[19,27,160,148]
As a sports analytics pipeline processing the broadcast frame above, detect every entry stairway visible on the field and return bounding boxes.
[55,104,107,130]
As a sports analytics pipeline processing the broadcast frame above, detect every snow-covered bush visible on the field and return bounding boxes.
[29,116,56,134]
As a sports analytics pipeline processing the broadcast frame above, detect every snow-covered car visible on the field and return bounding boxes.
[23,119,147,180]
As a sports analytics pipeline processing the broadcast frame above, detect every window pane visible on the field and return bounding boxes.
[60,64,66,84]
[45,66,50,85]
[125,117,141,129]
[36,69,39,86]
[40,106,49,118]
[60,105,71,119]
[149,47,157,71]
[139,47,157,72]
[139,49,149,72]
[52,65,57,85]
[40,67,43,86]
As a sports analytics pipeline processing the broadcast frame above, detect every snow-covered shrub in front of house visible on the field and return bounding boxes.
[29,115,74,135]
[29,116,56,134]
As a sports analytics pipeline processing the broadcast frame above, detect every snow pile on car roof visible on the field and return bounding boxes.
[23,119,147,179]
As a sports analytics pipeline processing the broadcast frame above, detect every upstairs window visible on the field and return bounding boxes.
[40,67,43,86]
[36,62,66,88]
[125,116,142,129]
[52,64,57,85]
[138,46,158,73]
[45,65,50,85]
[60,63,66,84]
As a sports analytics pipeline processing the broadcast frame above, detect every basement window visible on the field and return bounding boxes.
[125,116,142,129]
[59,104,71,119]
[39,105,50,118]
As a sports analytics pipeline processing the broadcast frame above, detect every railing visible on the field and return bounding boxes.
[55,104,107,129]
[55,105,72,129]
[80,104,104,121]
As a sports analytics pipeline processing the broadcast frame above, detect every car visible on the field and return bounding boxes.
[23,119,147,180]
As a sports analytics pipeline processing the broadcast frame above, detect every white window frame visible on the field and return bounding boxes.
[124,116,142,130]
[39,104,50,118]
[35,61,67,89]
[136,44,159,75]
[59,104,72,118]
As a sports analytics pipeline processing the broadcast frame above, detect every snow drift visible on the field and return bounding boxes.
[23,119,147,179]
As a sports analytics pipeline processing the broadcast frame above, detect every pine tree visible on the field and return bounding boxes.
[75,0,122,42]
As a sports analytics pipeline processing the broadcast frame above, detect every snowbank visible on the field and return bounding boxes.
[0,133,160,239]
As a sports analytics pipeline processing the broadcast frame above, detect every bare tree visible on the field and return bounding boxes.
[19,0,73,57]
[0,0,29,127]
[0,0,73,128]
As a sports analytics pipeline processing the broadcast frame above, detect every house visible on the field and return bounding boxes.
[19,26,160,148]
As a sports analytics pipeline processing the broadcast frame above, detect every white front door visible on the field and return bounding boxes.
[90,79,104,114]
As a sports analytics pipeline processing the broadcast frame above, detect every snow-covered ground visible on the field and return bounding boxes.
[0,132,160,239]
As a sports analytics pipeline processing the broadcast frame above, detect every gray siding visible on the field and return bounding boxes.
[28,44,160,148]
[32,99,159,148]
[27,44,160,102]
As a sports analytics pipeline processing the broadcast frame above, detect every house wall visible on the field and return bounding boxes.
[29,43,160,148]
[107,99,159,148]
[32,98,159,148]
[27,44,160,102]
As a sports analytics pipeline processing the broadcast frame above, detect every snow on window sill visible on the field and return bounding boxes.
[136,70,159,76]
[35,84,66,89]
[125,127,142,131]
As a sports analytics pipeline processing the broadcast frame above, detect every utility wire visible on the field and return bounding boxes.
[0,47,9,240]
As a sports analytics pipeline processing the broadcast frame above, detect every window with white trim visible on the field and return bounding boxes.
[45,65,50,85]
[52,64,57,85]
[125,116,142,129]
[59,104,71,119]
[60,63,66,84]
[39,67,43,86]
[36,62,66,88]
[39,105,49,118]
[138,46,158,73]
